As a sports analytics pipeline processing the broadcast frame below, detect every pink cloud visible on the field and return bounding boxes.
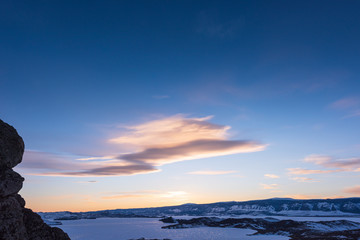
[187,170,236,175]
[344,185,360,196]
[19,115,266,177]
[119,139,265,165]
[261,183,279,189]
[287,168,335,175]
[291,177,319,182]
[304,154,360,171]
[264,174,280,179]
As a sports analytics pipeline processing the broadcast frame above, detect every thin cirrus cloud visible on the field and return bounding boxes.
[287,168,335,175]
[330,97,359,109]
[304,154,360,171]
[102,191,188,200]
[264,174,279,179]
[330,97,360,119]
[291,177,319,183]
[261,183,278,190]
[287,154,360,176]
[187,170,237,175]
[19,114,266,177]
[344,185,360,196]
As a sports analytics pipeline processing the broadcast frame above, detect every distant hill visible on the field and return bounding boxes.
[39,197,360,222]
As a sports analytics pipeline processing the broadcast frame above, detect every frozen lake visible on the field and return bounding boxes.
[57,217,290,240]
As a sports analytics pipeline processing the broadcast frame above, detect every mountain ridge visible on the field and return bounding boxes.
[39,197,360,222]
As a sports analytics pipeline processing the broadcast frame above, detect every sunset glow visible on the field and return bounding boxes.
[2,0,360,212]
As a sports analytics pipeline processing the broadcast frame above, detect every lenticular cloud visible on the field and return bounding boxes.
[22,114,266,176]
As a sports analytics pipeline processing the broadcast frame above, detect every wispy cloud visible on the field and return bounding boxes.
[76,156,114,161]
[188,170,236,175]
[331,97,359,109]
[288,168,335,175]
[284,194,321,199]
[344,110,360,119]
[75,180,98,184]
[109,115,228,148]
[288,154,360,176]
[118,139,265,166]
[291,177,319,182]
[305,154,360,171]
[102,191,188,200]
[264,174,279,179]
[344,185,360,196]
[102,194,148,199]
[330,97,360,119]
[20,150,86,170]
[261,183,278,190]
[19,115,266,177]
[34,163,159,177]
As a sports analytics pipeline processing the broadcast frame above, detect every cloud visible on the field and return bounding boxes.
[288,154,360,176]
[284,194,321,199]
[344,185,360,196]
[76,156,114,161]
[34,163,159,177]
[344,110,360,119]
[188,170,236,175]
[287,168,335,175]
[331,97,360,109]
[261,183,278,190]
[109,114,229,148]
[291,177,319,182]
[102,191,188,200]
[20,151,158,177]
[75,180,98,184]
[20,150,82,170]
[304,154,360,171]
[264,174,280,179]
[330,97,360,119]
[20,115,266,177]
[102,194,147,199]
[119,139,265,165]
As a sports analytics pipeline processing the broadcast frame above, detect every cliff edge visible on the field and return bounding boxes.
[0,119,70,240]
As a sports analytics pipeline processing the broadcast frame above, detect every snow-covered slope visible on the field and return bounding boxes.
[39,197,360,222]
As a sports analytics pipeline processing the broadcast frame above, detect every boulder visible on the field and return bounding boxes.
[0,119,70,240]
[0,120,24,169]
[0,169,24,197]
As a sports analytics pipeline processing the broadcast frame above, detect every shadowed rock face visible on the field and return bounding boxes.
[0,119,70,240]
[0,120,24,169]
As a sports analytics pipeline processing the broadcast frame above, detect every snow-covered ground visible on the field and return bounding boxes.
[57,217,290,240]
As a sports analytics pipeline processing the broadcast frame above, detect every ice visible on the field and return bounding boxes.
[57,218,289,240]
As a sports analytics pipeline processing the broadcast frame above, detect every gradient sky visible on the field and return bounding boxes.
[1,0,360,212]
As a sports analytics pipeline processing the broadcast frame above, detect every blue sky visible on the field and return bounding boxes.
[1,0,360,211]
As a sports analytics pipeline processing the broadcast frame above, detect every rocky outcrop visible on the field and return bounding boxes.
[0,119,70,240]
[162,217,360,240]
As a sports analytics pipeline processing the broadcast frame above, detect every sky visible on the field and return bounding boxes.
[1,0,360,212]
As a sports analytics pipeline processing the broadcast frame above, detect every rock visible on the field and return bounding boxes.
[0,120,24,169]
[160,217,176,223]
[23,208,71,240]
[0,169,24,197]
[0,119,70,240]
[0,196,28,240]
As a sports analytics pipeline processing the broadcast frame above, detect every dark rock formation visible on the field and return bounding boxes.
[0,119,70,240]
[162,217,360,240]
[159,217,176,223]
[0,120,24,169]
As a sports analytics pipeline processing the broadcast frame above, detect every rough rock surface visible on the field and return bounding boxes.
[0,120,24,169]
[0,119,70,240]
